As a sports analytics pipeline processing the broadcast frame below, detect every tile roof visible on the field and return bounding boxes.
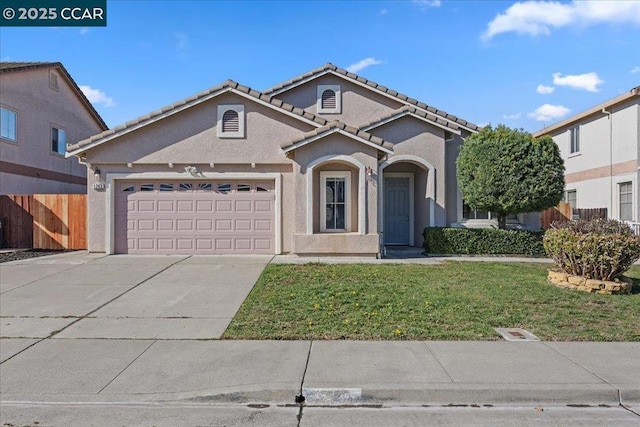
[281,120,394,153]
[264,63,480,132]
[0,61,55,70]
[360,105,461,134]
[0,61,108,130]
[67,80,330,154]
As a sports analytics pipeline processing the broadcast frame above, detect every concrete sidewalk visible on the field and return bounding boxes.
[1,339,638,408]
[1,251,638,414]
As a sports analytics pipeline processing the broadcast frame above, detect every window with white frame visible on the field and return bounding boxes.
[462,202,490,220]
[619,182,632,221]
[51,127,66,155]
[1,107,17,142]
[317,85,341,114]
[217,105,245,138]
[462,201,520,222]
[564,189,577,210]
[320,171,350,232]
[569,126,580,154]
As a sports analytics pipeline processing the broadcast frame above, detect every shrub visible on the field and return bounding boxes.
[456,125,565,229]
[423,227,545,256]
[543,219,640,281]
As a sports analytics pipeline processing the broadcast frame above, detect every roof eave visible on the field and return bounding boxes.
[265,69,333,96]
[266,69,478,133]
[67,86,325,157]
[282,128,393,154]
[533,87,640,137]
[361,110,462,135]
[1,62,108,131]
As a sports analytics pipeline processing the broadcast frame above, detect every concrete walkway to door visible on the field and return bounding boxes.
[0,251,272,340]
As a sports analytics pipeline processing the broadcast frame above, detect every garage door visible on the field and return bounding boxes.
[114,180,275,254]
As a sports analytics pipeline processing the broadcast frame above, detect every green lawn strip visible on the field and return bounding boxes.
[223,263,640,341]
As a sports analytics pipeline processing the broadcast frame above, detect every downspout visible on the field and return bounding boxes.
[602,108,612,218]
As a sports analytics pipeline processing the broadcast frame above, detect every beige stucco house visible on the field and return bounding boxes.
[67,63,506,256]
[533,86,639,225]
[0,62,107,194]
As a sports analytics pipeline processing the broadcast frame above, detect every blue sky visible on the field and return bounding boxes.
[1,0,639,132]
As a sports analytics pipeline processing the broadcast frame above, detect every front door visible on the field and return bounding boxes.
[384,177,410,245]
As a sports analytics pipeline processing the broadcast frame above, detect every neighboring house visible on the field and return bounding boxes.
[533,86,639,224]
[67,63,536,256]
[0,62,107,194]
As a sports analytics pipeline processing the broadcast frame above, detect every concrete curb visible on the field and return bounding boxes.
[0,384,627,408]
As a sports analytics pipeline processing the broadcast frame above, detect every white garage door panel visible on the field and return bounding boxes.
[114,181,275,254]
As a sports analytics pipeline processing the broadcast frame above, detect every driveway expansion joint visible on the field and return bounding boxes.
[46,255,192,340]
[98,340,158,394]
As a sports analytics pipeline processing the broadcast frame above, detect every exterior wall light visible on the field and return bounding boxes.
[92,167,106,190]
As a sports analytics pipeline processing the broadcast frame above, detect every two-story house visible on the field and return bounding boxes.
[533,86,639,224]
[0,62,108,194]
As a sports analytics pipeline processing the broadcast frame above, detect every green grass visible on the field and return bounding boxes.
[223,262,640,341]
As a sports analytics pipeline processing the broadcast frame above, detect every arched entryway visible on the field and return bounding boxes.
[378,155,435,246]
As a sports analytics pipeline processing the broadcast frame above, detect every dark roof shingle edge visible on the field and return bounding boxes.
[0,61,108,131]
[281,120,394,152]
[264,63,479,132]
[360,106,461,133]
[67,80,329,154]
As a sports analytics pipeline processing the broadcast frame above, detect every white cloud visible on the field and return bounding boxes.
[631,66,640,74]
[79,85,116,107]
[528,104,570,122]
[413,0,441,9]
[536,84,554,94]
[379,9,388,15]
[79,27,89,35]
[502,113,521,120]
[482,0,640,41]
[346,57,383,73]
[552,72,603,92]
[174,32,188,50]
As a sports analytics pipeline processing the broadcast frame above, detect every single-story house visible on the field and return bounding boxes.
[67,63,539,256]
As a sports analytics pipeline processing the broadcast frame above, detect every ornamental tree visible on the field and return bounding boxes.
[456,125,565,229]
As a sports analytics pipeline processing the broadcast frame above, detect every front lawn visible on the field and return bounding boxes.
[223,262,640,341]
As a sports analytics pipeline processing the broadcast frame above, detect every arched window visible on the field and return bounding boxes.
[222,110,239,133]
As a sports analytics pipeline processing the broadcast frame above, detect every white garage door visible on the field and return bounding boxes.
[114,180,275,254]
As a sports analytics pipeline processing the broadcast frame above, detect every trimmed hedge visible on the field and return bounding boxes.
[423,227,546,256]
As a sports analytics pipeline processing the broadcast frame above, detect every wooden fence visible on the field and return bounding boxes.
[573,208,608,221]
[0,194,87,250]
[540,203,609,229]
[540,202,571,229]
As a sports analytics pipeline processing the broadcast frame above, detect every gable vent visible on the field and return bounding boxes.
[321,89,337,110]
[222,110,239,132]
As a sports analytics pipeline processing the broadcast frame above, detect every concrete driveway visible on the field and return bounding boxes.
[0,252,272,341]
